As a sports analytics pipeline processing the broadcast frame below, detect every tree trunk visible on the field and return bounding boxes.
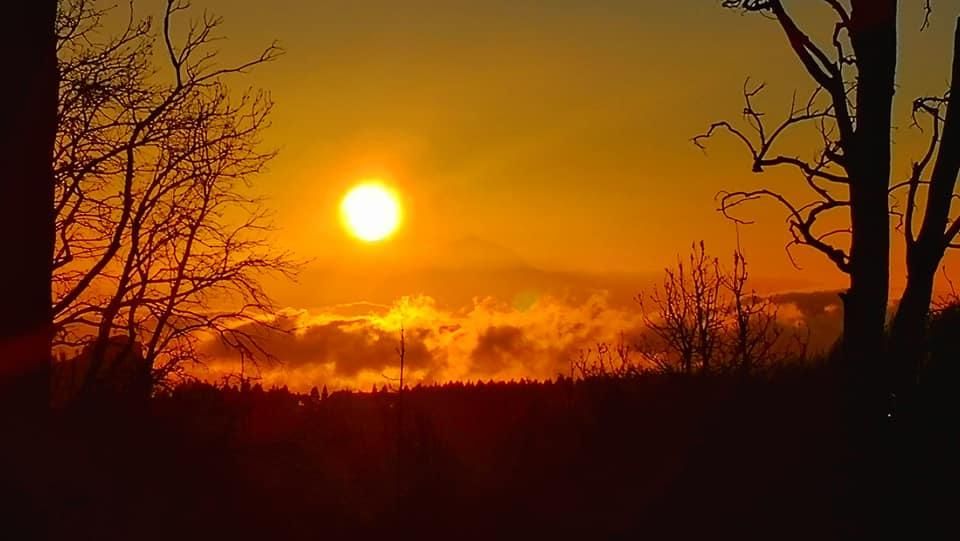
[889,257,937,393]
[889,17,960,399]
[841,1,897,376]
[0,2,59,412]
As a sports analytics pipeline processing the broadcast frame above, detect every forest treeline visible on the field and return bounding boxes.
[3,359,954,539]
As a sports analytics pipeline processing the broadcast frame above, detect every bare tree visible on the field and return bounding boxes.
[572,335,643,379]
[637,242,804,375]
[395,324,405,495]
[700,2,960,402]
[638,242,724,375]
[0,1,59,411]
[724,249,804,373]
[888,18,960,398]
[696,1,898,376]
[51,0,293,395]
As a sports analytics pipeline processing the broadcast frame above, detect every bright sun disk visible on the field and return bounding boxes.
[340,182,402,242]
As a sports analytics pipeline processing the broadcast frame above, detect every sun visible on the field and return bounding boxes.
[340,182,402,242]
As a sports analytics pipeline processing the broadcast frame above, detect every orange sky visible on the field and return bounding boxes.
[173,1,959,303]
[131,1,960,387]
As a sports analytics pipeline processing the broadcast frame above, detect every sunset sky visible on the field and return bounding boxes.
[138,0,960,388]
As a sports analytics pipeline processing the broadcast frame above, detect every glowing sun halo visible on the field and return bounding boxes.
[340,182,402,242]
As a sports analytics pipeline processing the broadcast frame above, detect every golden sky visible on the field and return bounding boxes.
[138,0,960,387]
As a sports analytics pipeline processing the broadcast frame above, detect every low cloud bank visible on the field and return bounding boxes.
[197,291,843,391]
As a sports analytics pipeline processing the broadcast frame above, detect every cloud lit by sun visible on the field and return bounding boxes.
[340,181,402,242]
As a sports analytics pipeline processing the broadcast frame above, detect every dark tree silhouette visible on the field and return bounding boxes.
[889,18,960,403]
[638,242,724,375]
[0,2,58,411]
[51,0,292,396]
[697,1,897,379]
[572,334,643,379]
[635,242,804,375]
[702,2,960,407]
[724,249,800,374]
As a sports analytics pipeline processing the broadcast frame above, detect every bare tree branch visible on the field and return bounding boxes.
[52,0,295,391]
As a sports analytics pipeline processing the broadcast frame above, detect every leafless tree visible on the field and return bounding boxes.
[51,0,294,395]
[723,249,806,373]
[696,0,898,375]
[0,2,58,411]
[636,242,805,375]
[701,2,960,401]
[638,242,724,375]
[888,20,960,395]
[572,334,643,379]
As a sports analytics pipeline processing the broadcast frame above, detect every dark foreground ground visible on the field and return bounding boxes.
[2,364,957,540]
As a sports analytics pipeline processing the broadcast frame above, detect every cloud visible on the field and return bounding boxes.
[769,290,844,353]
[195,290,843,391]
[770,290,843,319]
[202,313,433,377]
[470,325,534,375]
[197,293,647,391]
